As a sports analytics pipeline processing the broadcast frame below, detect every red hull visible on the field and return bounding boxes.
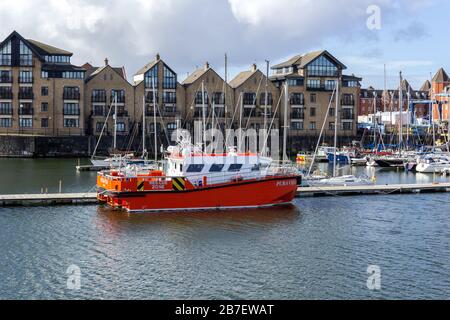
[99,177,298,212]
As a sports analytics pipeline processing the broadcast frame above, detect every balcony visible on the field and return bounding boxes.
[340,111,355,120]
[63,92,80,100]
[291,111,305,120]
[0,92,13,99]
[0,108,12,115]
[341,100,355,106]
[111,96,125,104]
[306,84,335,91]
[0,76,12,84]
[19,91,34,100]
[19,107,34,116]
[290,100,305,107]
[92,96,106,103]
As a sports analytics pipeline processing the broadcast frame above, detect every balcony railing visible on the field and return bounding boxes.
[63,92,81,100]
[291,111,305,120]
[0,92,13,99]
[0,109,12,115]
[19,77,34,84]
[290,100,305,106]
[340,111,355,120]
[0,76,12,84]
[19,92,34,100]
[341,100,355,106]
[306,84,334,91]
[19,107,34,116]
[92,96,107,103]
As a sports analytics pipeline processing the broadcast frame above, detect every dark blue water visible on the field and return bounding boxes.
[1,159,450,299]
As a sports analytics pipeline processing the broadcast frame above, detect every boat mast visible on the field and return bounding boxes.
[333,78,340,177]
[399,71,403,155]
[113,94,117,151]
[373,92,377,151]
[142,95,147,159]
[263,60,269,157]
[202,81,206,152]
[224,53,228,132]
[152,76,157,161]
[406,91,410,150]
[283,82,289,162]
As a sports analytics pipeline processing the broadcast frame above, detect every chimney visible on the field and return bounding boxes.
[205,62,210,70]
[156,53,160,61]
[104,58,109,66]
[251,63,257,72]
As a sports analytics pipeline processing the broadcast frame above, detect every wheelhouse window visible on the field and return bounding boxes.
[306,55,339,77]
[186,164,205,173]
[0,40,11,66]
[144,65,158,88]
[19,41,33,66]
[210,164,225,172]
[163,65,177,89]
[228,164,243,172]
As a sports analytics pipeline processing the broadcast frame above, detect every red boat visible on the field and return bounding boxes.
[97,142,300,212]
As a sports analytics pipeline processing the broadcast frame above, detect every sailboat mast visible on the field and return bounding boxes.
[263,60,269,157]
[283,82,289,162]
[201,81,206,152]
[152,76,157,161]
[142,95,146,158]
[399,71,403,154]
[373,93,377,150]
[113,95,117,151]
[224,53,228,131]
[333,78,339,178]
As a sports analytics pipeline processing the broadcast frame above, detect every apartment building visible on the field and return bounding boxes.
[83,59,135,137]
[133,54,185,144]
[0,31,86,136]
[269,50,361,138]
[182,62,233,133]
[431,68,450,121]
[229,64,280,131]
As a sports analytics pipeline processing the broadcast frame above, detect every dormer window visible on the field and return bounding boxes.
[45,55,70,64]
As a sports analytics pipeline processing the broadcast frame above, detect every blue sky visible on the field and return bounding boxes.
[0,0,448,90]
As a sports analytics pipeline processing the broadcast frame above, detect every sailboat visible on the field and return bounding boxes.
[304,78,374,186]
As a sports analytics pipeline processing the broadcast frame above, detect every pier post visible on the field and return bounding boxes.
[59,180,62,193]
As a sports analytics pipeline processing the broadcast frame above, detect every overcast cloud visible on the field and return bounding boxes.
[0,0,442,86]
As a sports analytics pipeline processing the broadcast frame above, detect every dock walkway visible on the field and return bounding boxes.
[1,183,449,207]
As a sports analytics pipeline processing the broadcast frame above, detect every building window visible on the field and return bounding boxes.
[310,93,317,103]
[344,80,358,88]
[19,118,33,128]
[163,65,177,89]
[111,90,125,103]
[260,92,273,105]
[19,71,33,83]
[41,87,48,96]
[0,87,12,99]
[0,40,12,66]
[0,102,12,115]
[167,123,177,131]
[306,55,338,77]
[63,103,80,115]
[329,122,335,130]
[0,70,12,83]
[290,93,304,105]
[64,118,79,128]
[63,87,80,100]
[93,105,104,116]
[325,80,336,91]
[45,55,70,63]
[19,87,33,99]
[212,92,225,105]
[163,91,177,104]
[41,118,49,128]
[19,103,33,115]
[144,65,159,88]
[243,92,256,105]
[41,71,49,79]
[310,107,316,117]
[0,118,12,127]
[342,122,353,131]
[288,78,304,86]
[116,122,126,132]
[62,71,84,79]
[19,41,33,66]
[307,79,321,90]
[91,89,106,103]
[41,102,48,112]
[195,91,208,105]
[329,108,335,117]
[309,122,316,130]
[291,121,304,130]
[96,122,106,132]
[342,94,355,106]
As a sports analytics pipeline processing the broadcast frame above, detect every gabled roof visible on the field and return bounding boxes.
[182,63,211,85]
[27,39,72,56]
[420,80,431,91]
[0,31,45,61]
[134,59,159,77]
[83,64,128,83]
[272,50,347,70]
[399,79,413,92]
[432,68,450,83]
[229,70,254,88]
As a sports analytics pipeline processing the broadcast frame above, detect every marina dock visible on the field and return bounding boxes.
[297,182,450,197]
[76,165,108,172]
[0,193,97,206]
[0,182,449,207]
